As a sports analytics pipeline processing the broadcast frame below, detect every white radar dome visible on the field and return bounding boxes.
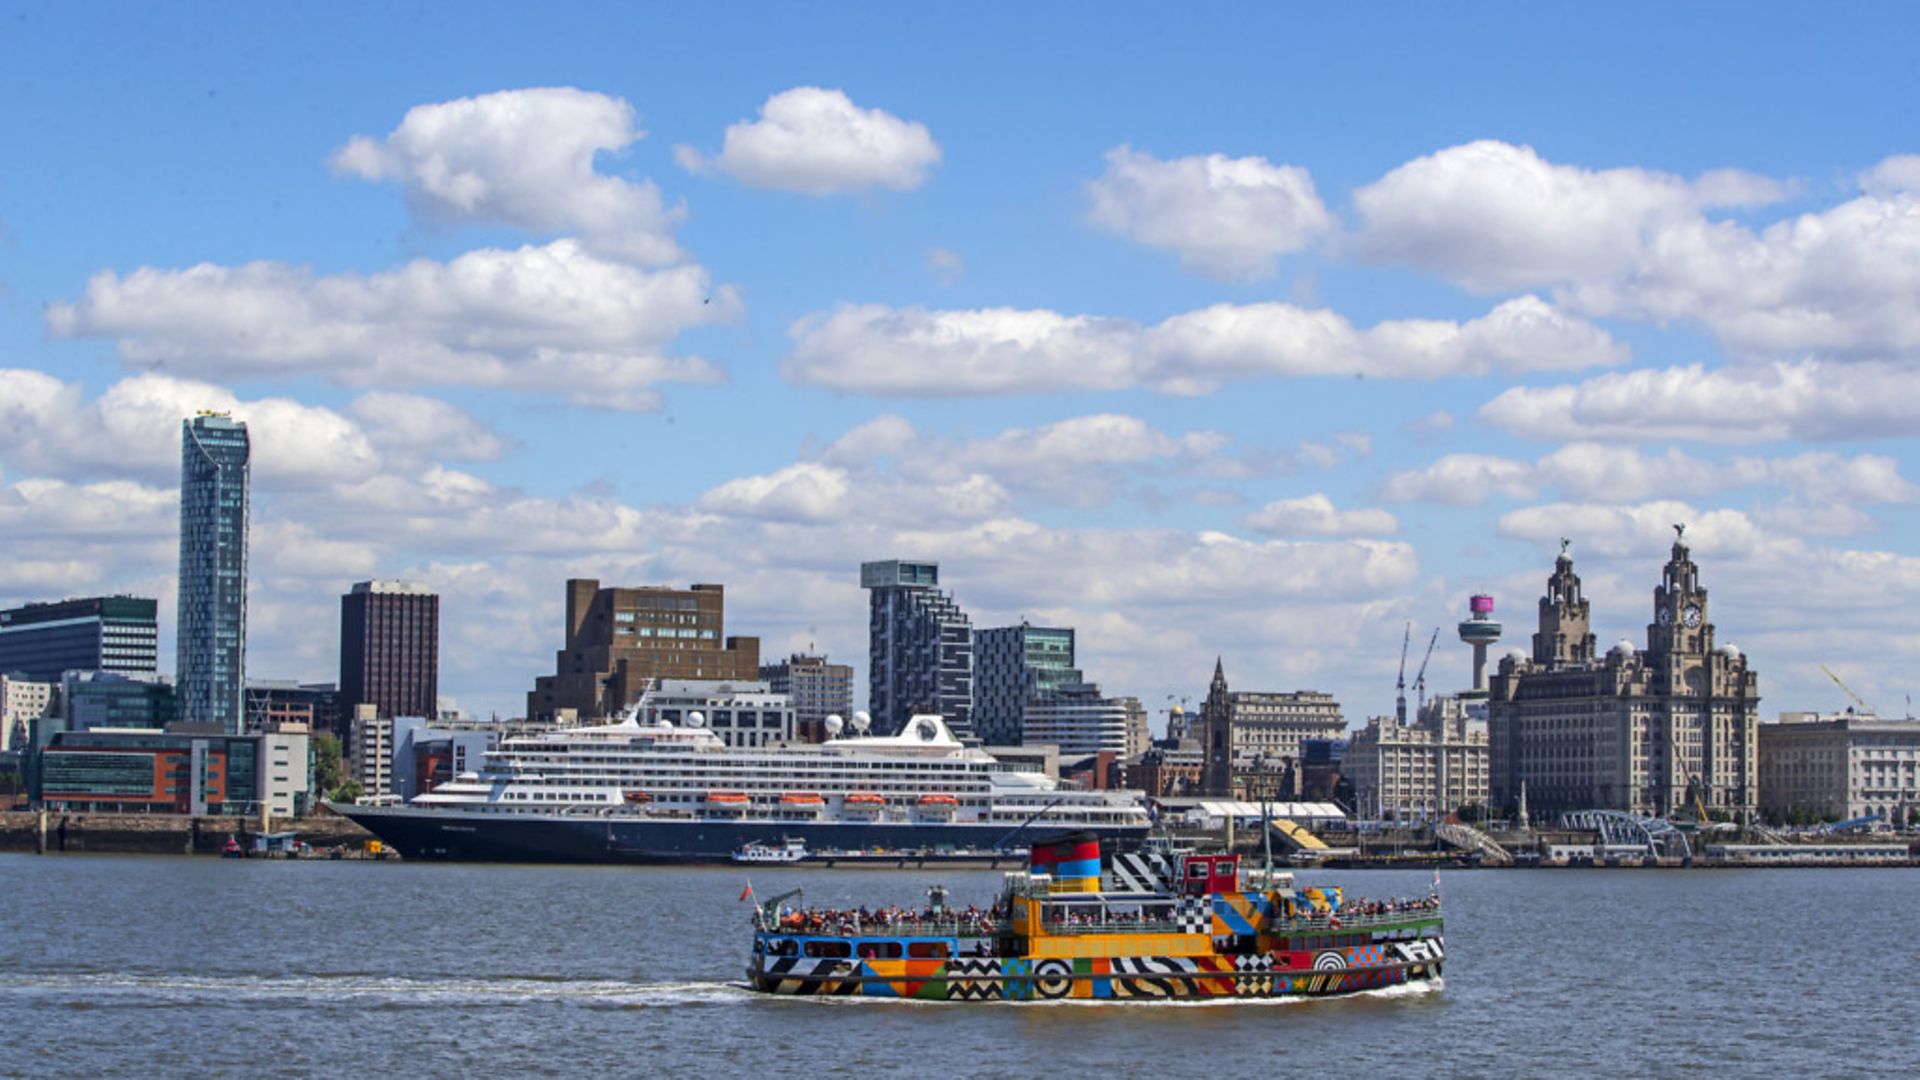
[686,710,706,728]
[824,714,845,737]
[851,711,872,733]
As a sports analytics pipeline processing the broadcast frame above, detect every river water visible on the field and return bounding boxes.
[2,854,1912,1077]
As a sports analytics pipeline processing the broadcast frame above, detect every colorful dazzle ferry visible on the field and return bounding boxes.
[746,833,1444,1002]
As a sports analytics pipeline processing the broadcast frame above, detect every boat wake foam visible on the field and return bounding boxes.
[3,971,753,1009]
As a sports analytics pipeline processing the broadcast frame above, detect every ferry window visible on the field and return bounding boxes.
[907,941,948,960]
[858,941,903,959]
[771,940,798,957]
[805,940,851,959]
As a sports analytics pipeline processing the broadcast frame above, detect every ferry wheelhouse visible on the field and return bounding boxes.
[747,834,1445,1001]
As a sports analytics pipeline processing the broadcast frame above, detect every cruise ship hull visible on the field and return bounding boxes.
[330,804,1150,865]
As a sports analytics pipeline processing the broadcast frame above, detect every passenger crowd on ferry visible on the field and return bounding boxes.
[767,891,1439,934]
[775,902,1007,935]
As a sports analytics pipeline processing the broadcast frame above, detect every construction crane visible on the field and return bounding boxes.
[1394,622,1411,726]
[1412,628,1439,717]
[1820,664,1879,717]
[1668,725,1714,827]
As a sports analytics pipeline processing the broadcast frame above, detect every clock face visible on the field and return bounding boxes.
[1657,608,1672,626]
[1683,605,1702,629]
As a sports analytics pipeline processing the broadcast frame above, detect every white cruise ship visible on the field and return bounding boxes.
[332,712,1151,864]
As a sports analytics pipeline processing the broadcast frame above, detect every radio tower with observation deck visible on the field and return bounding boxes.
[1458,594,1503,697]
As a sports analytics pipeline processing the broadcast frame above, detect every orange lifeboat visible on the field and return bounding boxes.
[705,790,750,804]
[917,793,959,806]
[843,792,885,806]
[623,790,653,804]
[780,792,825,805]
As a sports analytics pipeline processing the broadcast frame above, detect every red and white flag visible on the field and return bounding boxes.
[739,881,754,903]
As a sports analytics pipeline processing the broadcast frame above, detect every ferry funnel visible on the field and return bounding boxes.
[1029,832,1101,893]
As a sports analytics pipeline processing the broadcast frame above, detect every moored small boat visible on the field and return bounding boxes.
[734,837,809,864]
[745,833,1444,1002]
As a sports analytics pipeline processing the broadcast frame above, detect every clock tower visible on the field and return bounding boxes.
[1648,524,1711,692]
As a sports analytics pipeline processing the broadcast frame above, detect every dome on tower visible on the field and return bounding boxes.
[1504,648,1527,664]
[1719,643,1742,659]
[1611,638,1634,657]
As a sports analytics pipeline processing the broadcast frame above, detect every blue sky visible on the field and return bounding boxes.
[4,3,1918,725]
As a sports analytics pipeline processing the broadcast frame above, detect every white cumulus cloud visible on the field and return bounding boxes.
[1478,360,1920,443]
[783,295,1626,396]
[46,240,739,410]
[1244,494,1398,537]
[331,87,685,264]
[1086,145,1333,280]
[675,87,940,195]
[1355,140,1920,359]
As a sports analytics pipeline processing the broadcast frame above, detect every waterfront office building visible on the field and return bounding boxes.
[1758,712,1920,824]
[1487,536,1760,822]
[758,653,853,742]
[61,670,178,732]
[340,580,440,721]
[245,680,344,737]
[177,414,251,733]
[1019,681,1131,757]
[527,580,760,724]
[350,704,394,802]
[33,721,311,818]
[861,560,973,738]
[1199,660,1346,797]
[0,596,160,682]
[390,716,498,802]
[635,678,797,748]
[973,624,1080,746]
[1346,696,1491,821]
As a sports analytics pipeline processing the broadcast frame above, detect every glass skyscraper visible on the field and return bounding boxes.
[177,414,250,733]
[973,624,1081,746]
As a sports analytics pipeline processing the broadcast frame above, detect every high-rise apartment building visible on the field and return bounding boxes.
[974,624,1080,746]
[759,653,853,742]
[1488,535,1760,822]
[340,580,440,721]
[526,580,760,724]
[860,560,973,738]
[177,413,250,733]
[0,596,159,682]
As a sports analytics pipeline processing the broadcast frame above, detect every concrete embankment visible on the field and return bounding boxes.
[0,810,373,856]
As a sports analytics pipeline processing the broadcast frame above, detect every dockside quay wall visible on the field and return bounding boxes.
[0,811,373,855]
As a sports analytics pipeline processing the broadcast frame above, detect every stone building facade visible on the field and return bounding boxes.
[1199,660,1345,798]
[1488,534,1759,822]
[1347,695,1490,821]
[1759,713,1920,824]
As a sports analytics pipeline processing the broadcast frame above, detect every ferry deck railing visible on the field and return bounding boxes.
[761,905,1441,940]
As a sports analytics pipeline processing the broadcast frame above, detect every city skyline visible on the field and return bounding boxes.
[3,6,1919,726]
